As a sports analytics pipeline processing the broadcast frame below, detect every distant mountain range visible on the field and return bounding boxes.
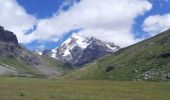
[39,34,120,67]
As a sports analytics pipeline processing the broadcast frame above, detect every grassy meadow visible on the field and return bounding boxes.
[0,77,169,100]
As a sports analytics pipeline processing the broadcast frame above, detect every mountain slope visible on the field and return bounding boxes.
[0,55,73,78]
[51,34,120,67]
[63,29,170,81]
[0,26,72,78]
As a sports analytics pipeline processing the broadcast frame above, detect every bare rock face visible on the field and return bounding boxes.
[0,26,20,57]
[0,26,41,65]
[42,50,52,56]
[0,26,18,44]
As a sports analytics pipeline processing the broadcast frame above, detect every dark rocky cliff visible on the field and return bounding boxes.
[0,26,18,44]
[0,26,20,57]
[0,26,41,65]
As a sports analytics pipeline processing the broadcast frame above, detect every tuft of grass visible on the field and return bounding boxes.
[19,92,25,97]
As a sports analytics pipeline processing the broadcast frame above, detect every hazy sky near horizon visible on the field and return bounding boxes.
[0,0,170,50]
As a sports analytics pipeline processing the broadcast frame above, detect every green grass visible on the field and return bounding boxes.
[0,77,169,100]
[40,56,74,77]
[0,56,73,78]
[63,29,170,81]
[0,57,42,76]
[41,56,73,71]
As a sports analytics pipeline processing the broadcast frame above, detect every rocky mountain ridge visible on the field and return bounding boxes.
[41,34,120,67]
[0,26,18,44]
[0,26,22,57]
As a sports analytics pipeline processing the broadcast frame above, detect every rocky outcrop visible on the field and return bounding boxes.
[0,26,18,44]
[0,26,41,65]
[42,50,52,56]
[0,26,20,57]
[160,52,170,58]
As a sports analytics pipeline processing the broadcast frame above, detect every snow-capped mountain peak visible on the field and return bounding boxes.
[53,34,120,66]
[58,34,90,57]
[39,34,120,67]
[62,34,89,48]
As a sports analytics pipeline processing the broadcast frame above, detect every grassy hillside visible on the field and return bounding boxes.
[40,56,73,77]
[0,77,169,100]
[0,55,73,78]
[63,29,170,81]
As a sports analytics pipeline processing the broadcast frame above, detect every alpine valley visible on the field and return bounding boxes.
[0,25,170,81]
[1,0,170,99]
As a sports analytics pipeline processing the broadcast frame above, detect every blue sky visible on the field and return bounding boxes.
[17,0,80,50]
[133,0,170,38]
[0,0,170,50]
[17,0,76,19]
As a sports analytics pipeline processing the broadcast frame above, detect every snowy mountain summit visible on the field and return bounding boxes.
[44,34,120,66]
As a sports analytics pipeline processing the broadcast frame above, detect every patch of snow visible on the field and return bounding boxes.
[71,34,89,49]
[59,33,90,57]
[37,52,42,55]
[34,50,43,55]
[106,44,118,51]
[63,48,71,57]
[51,49,57,58]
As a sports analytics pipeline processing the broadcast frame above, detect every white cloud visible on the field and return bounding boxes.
[143,13,170,36]
[0,0,37,43]
[0,0,152,47]
[29,0,152,47]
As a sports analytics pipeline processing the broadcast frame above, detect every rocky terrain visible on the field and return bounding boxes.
[0,26,18,44]
[0,26,41,65]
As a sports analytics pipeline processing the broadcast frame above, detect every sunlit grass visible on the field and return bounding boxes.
[0,77,169,100]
